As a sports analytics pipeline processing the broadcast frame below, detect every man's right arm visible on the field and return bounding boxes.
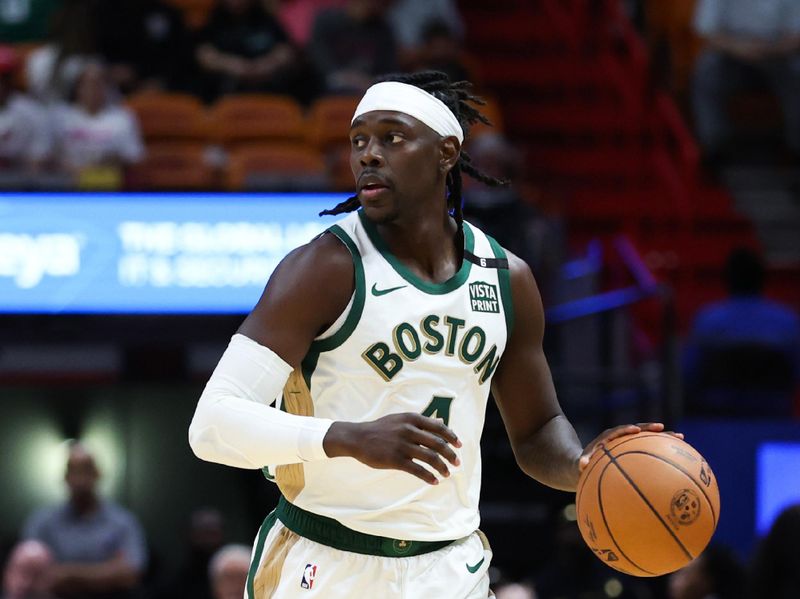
[189,231,354,468]
[189,228,462,483]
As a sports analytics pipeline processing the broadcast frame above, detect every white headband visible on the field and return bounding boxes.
[351,81,464,143]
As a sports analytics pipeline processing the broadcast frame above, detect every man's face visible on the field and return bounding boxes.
[212,560,249,599]
[349,111,453,224]
[75,64,107,114]
[65,448,99,502]
[668,556,710,599]
[2,544,52,599]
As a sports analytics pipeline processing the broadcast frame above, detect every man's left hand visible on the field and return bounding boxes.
[577,422,684,472]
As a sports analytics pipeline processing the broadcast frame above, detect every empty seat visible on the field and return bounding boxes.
[209,94,305,146]
[127,93,209,142]
[127,142,214,190]
[226,143,328,191]
[163,0,214,28]
[306,95,360,149]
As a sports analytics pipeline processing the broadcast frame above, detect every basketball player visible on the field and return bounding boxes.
[189,71,671,598]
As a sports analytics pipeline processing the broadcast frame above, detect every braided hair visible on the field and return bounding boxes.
[319,71,506,233]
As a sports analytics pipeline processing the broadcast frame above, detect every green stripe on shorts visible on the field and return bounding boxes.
[247,509,278,599]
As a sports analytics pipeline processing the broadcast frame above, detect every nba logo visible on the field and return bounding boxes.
[300,564,317,589]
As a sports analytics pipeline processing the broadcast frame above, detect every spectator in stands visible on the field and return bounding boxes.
[195,0,300,102]
[683,247,800,418]
[158,508,226,599]
[95,0,195,94]
[0,45,52,174]
[668,545,746,599]
[386,0,463,59]
[208,545,251,599]
[51,60,145,178]
[493,581,538,599]
[0,0,59,43]
[407,19,471,83]
[277,0,345,47]
[692,0,800,161]
[308,0,397,93]
[747,503,800,599]
[22,441,147,599]
[462,133,563,304]
[1,541,55,599]
[26,0,98,103]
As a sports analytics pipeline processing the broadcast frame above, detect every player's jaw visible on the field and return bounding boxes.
[355,170,396,220]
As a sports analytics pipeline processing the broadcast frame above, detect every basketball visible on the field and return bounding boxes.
[576,432,720,577]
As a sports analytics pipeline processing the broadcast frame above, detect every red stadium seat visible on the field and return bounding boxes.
[209,94,306,146]
[126,92,209,142]
[225,143,328,191]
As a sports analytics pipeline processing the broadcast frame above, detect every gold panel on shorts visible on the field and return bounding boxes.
[275,370,313,502]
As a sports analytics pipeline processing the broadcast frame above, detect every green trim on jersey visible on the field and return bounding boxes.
[246,509,278,598]
[301,224,366,389]
[276,496,454,557]
[486,235,514,335]
[358,210,475,295]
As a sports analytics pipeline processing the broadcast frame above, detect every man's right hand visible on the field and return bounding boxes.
[323,414,462,485]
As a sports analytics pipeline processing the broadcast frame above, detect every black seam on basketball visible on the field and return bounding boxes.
[596,461,657,576]
[601,446,695,562]
[577,442,611,499]
[615,450,718,527]
[578,435,665,498]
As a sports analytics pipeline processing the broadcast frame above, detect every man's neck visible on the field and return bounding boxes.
[70,496,100,516]
[375,206,461,284]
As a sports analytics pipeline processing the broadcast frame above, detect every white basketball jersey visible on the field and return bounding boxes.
[271,210,513,542]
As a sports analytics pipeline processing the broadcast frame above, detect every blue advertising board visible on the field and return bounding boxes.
[0,193,347,314]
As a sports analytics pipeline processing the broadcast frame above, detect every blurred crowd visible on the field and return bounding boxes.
[0,0,473,188]
[1,1,800,598]
[3,441,800,599]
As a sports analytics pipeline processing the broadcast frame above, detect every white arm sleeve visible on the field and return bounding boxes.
[188,333,333,469]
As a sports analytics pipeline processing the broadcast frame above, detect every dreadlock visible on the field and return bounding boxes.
[319,71,507,233]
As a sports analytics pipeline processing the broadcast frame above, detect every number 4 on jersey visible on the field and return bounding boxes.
[421,395,454,426]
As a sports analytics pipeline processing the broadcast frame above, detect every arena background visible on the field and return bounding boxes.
[1,1,799,598]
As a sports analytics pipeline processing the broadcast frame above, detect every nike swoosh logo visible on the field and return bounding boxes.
[466,557,485,574]
[371,283,407,296]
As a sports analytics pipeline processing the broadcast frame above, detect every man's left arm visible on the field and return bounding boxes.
[491,253,665,492]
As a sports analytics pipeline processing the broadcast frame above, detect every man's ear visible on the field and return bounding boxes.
[439,136,461,174]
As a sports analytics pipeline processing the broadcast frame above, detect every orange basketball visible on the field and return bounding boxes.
[575,432,720,577]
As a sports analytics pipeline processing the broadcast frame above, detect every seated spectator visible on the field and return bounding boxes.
[195,0,299,102]
[51,60,144,180]
[277,0,345,47]
[462,133,563,304]
[158,508,226,599]
[0,46,52,174]
[387,0,463,58]
[208,545,251,599]
[692,0,800,162]
[668,545,745,599]
[683,247,800,418]
[407,19,471,85]
[26,0,97,103]
[1,540,55,599]
[747,503,800,599]
[308,0,397,93]
[0,0,59,43]
[493,581,538,599]
[94,0,195,94]
[22,441,148,599]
